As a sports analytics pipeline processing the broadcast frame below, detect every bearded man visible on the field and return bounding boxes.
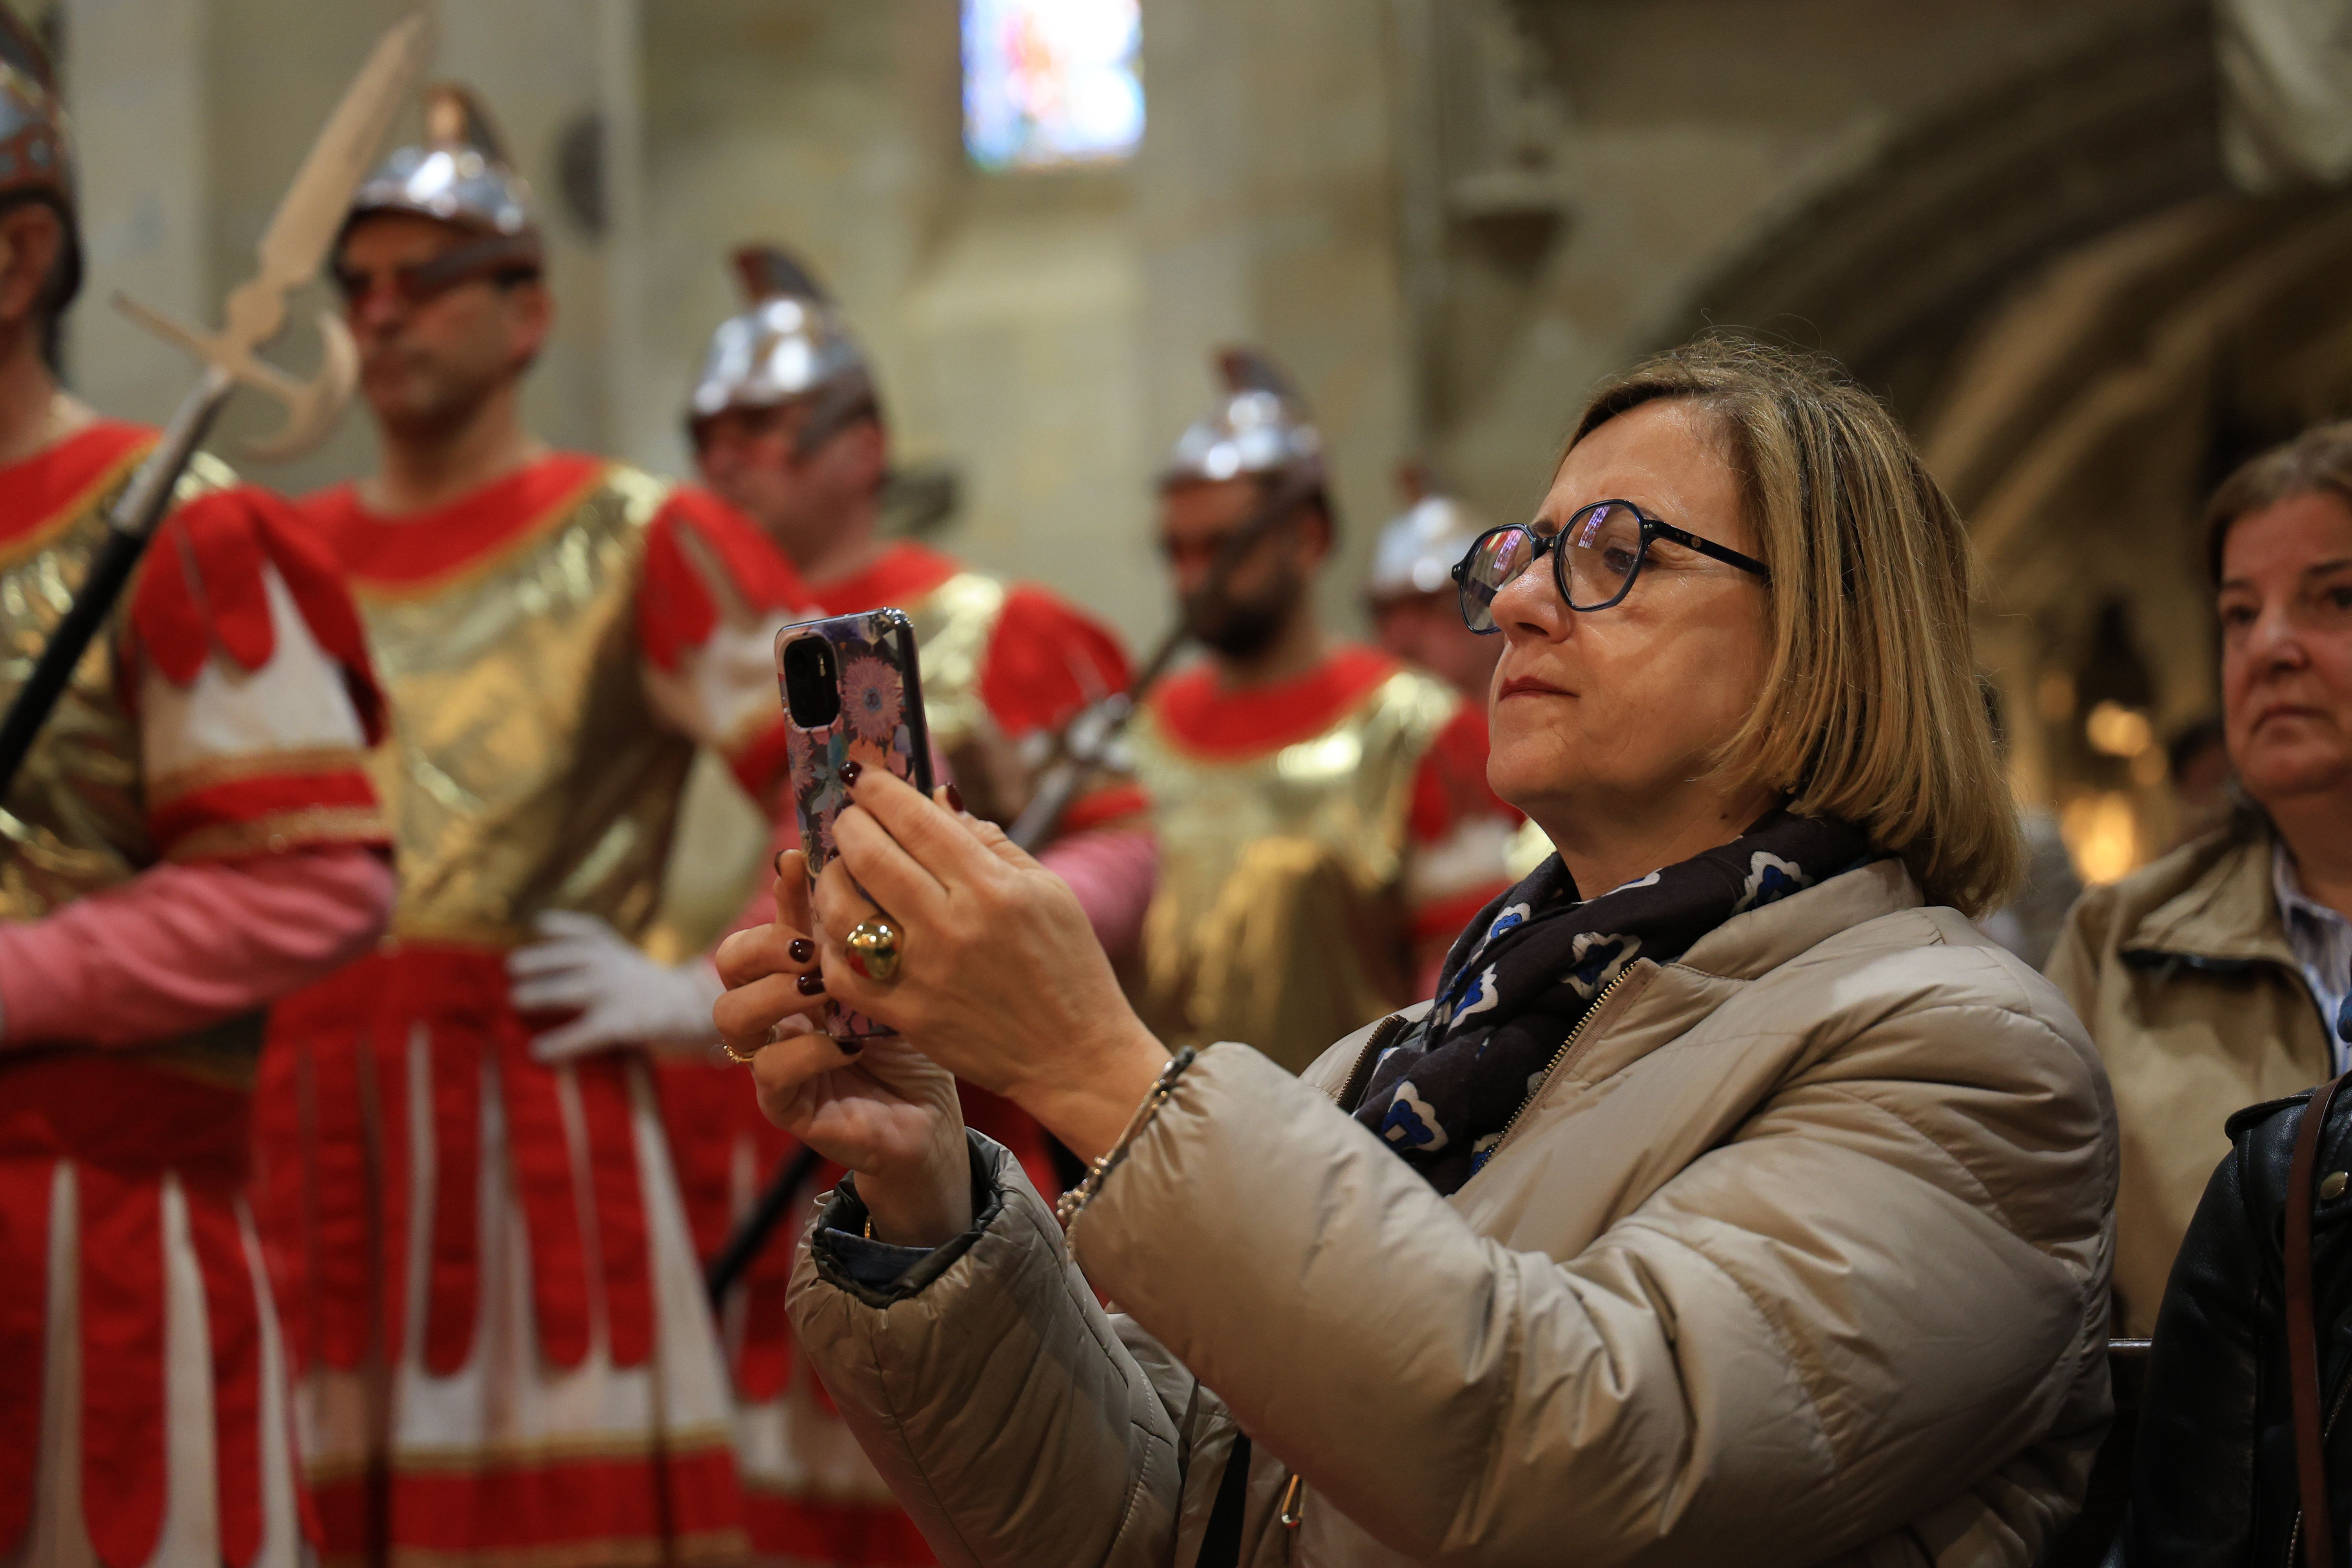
[672,245,1150,1568]
[1131,351,1516,1070]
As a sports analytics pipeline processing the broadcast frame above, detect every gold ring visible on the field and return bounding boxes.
[722,1018,798,1065]
[844,915,903,984]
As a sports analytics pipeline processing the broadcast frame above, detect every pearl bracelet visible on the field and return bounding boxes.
[1054,1047,1199,1229]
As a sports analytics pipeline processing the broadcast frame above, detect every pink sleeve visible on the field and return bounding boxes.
[0,845,395,1049]
[1038,826,1158,960]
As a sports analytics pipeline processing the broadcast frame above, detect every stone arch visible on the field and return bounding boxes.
[1659,0,2352,872]
[1665,0,2226,423]
[1931,192,2352,863]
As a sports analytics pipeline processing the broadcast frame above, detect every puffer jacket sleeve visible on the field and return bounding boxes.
[786,1131,1202,1568]
[1072,1020,2109,1568]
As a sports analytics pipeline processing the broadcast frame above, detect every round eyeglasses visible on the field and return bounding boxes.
[1450,500,1772,633]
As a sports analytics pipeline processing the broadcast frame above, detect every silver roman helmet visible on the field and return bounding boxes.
[0,10,78,310]
[341,82,541,269]
[686,245,876,445]
[1162,348,1325,489]
[1368,467,1489,602]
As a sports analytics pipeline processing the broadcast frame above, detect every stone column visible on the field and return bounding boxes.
[1135,0,1414,630]
[61,0,211,423]
[430,0,629,457]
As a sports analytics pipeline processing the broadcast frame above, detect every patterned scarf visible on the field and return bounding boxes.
[1354,808,1874,1195]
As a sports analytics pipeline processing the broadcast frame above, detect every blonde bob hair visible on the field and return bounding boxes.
[1568,338,2019,915]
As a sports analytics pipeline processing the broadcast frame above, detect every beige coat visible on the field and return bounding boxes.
[789,860,2117,1567]
[2046,817,2333,1337]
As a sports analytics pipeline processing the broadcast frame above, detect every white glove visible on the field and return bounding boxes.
[506,910,724,1063]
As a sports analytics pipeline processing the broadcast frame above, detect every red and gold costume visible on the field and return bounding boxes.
[252,454,805,1567]
[0,420,391,1568]
[658,538,1136,1568]
[1132,643,1518,1071]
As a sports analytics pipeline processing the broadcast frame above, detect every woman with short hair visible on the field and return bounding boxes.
[2048,421,2352,1340]
[717,339,2117,1565]
[2074,422,2352,1560]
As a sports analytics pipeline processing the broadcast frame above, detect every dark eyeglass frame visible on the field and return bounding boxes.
[1450,499,1772,632]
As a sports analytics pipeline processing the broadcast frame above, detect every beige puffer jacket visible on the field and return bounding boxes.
[788,860,2118,1567]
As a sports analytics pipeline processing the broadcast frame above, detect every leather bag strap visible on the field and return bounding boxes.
[1199,1434,1252,1568]
[2289,1072,2344,1568]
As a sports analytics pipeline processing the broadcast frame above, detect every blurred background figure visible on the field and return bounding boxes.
[1980,811,2083,972]
[1365,466,1503,702]
[250,85,809,1567]
[0,18,395,1566]
[1978,684,2085,971]
[679,243,1150,1568]
[45,0,2352,945]
[2049,423,2352,1341]
[1128,350,1515,1069]
[2165,715,2233,846]
[687,246,1151,919]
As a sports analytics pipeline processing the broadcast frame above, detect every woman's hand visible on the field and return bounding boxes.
[810,771,1169,1163]
[714,851,971,1245]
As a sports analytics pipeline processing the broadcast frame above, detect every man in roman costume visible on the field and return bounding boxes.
[1366,470,1506,704]
[1365,471,1536,880]
[1130,350,1517,1071]
[250,87,811,1566]
[667,244,1155,1568]
[0,23,396,1568]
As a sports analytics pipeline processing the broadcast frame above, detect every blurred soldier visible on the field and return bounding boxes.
[1366,468,1504,702]
[251,87,811,1564]
[0,23,396,1568]
[680,244,1149,1566]
[1366,467,1530,892]
[689,247,1149,875]
[1131,350,1517,1071]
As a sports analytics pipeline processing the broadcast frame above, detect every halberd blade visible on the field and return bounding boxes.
[223,14,435,350]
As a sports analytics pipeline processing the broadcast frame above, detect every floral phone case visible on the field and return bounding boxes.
[776,608,935,1040]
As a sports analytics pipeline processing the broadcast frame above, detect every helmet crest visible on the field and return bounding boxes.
[687,244,876,433]
[1163,346,1325,489]
[343,82,541,262]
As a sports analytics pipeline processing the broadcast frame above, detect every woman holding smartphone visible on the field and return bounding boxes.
[713,339,2118,1566]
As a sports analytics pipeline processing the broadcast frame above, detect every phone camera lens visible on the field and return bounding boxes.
[782,635,842,728]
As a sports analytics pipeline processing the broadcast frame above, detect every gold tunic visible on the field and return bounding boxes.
[902,569,1005,762]
[0,439,264,1083]
[0,443,234,921]
[352,464,691,949]
[1129,666,1458,1071]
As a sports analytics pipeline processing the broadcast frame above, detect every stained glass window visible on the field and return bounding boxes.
[962,0,1144,172]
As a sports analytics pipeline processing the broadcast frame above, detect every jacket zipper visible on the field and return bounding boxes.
[1330,1012,1411,1114]
[1482,970,1635,1167]
[2287,1359,2352,1566]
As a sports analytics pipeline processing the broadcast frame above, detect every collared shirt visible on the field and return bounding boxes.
[2272,843,2352,1071]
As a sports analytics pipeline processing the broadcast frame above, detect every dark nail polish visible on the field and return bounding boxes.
[797,971,826,996]
[788,936,816,964]
[944,783,965,813]
[840,759,863,786]
[837,1037,863,1056]
[773,851,787,877]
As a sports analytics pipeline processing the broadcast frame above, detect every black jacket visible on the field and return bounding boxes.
[2125,1084,2352,1564]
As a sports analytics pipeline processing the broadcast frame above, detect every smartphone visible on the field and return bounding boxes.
[776,608,935,1040]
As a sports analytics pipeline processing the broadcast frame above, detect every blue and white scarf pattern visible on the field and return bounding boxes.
[1353,808,1873,1195]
